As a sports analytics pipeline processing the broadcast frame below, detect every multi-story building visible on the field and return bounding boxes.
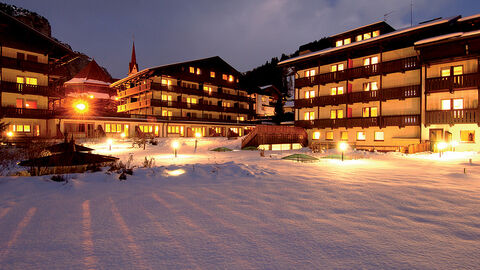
[111,55,255,137]
[279,14,480,151]
[0,10,73,139]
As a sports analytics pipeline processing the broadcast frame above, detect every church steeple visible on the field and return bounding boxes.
[128,41,138,76]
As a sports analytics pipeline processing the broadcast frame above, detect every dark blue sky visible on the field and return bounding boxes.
[5,0,480,78]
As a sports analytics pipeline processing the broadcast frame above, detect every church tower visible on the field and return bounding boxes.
[128,42,139,76]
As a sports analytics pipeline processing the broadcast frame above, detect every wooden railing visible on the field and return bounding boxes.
[241,125,308,148]
[118,99,252,114]
[294,85,421,108]
[0,81,64,97]
[295,114,420,129]
[425,73,480,92]
[128,114,252,124]
[0,56,49,74]
[295,56,419,88]
[0,107,56,118]
[425,109,478,125]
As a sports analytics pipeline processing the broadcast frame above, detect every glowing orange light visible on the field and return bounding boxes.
[7,131,13,137]
[89,95,94,99]
[114,97,119,101]
[195,132,202,138]
[73,100,88,113]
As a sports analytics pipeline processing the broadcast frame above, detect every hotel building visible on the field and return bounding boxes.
[279,14,480,151]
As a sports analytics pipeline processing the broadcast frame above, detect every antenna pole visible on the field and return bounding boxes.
[410,0,413,26]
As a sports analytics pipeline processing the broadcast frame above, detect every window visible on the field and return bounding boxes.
[372,30,380,37]
[26,54,38,62]
[313,131,320,140]
[442,65,463,77]
[210,71,215,78]
[441,68,451,77]
[441,99,451,110]
[363,32,371,40]
[237,116,245,121]
[344,38,351,45]
[363,56,378,66]
[25,100,37,109]
[341,131,348,141]
[331,63,345,72]
[16,76,25,84]
[228,75,234,82]
[189,67,195,73]
[305,90,315,99]
[326,131,334,140]
[453,99,463,109]
[187,97,197,104]
[105,123,127,133]
[335,40,343,47]
[203,86,212,94]
[460,130,475,142]
[167,125,184,135]
[162,110,173,117]
[161,95,172,101]
[356,35,363,42]
[362,107,378,117]
[304,111,315,120]
[161,79,171,85]
[441,99,463,110]
[305,69,316,77]
[364,82,378,91]
[222,74,228,80]
[453,66,463,76]
[16,99,23,108]
[330,109,344,119]
[223,102,231,107]
[13,124,31,133]
[356,131,366,141]
[196,68,201,75]
[330,86,344,95]
[374,131,384,141]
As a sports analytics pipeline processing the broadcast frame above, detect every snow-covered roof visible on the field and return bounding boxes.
[279,16,456,66]
[458,13,480,22]
[415,30,480,46]
[67,91,112,99]
[64,78,111,86]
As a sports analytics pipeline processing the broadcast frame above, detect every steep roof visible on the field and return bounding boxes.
[129,42,139,75]
[65,60,113,85]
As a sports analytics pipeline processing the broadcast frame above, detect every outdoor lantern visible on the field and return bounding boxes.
[451,141,459,152]
[172,141,179,157]
[120,133,126,139]
[437,141,448,157]
[6,131,13,137]
[107,138,113,151]
[338,142,348,161]
[194,132,202,153]
[73,100,88,114]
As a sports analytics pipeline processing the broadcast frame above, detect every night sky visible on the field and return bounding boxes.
[4,0,480,78]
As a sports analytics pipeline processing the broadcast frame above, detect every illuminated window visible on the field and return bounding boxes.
[304,111,315,120]
[105,124,111,133]
[305,69,316,77]
[161,95,172,101]
[374,131,384,141]
[187,97,197,104]
[330,109,344,119]
[341,131,348,141]
[222,74,228,80]
[162,110,173,117]
[203,86,212,94]
[344,38,351,45]
[326,131,334,140]
[330,86,344,95]
[372,30,380,37]
[356,131,366,141]
[356,35,363,42]
[210,71,215,78]
[237,116,245,121]
[305,90,315,98]
[331,63,344,72]
[442,99,463,110]
[16,99,23,108]
[441,68,451,77]
[228,75,234,82]
[336,40,343,47]
[363,56,378,66]
[16,76,25,84]
[363,32,371,40]
[441,99,451,110]
[460,130,475,142]
[453,99,463,109]
[364,82,378,91]
[189,67,195,73]
[453,66,463,76]
[313,131,320,140]
[362,107,378,117]
[25,100,37,109]
[196,68,201,75]
[161,79,171,85]
[13,124,31,133]
[26,77,37,85]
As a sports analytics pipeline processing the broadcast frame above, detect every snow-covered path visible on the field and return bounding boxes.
[1,138,480,269]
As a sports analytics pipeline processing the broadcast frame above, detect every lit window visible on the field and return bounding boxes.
[105,124,111,133]
[362,107,370,117]
[305,90,315,99]
[441,68,451,77]
[336,40,343,47]
[161,79,171,85]
[363,32,371,40]
[337,110,344,118]
[162,95,172,101]
[313,131,320,140]
[371,107,378,117]
[203,86,212,94]
[237,116,245,121]
[331,64,344,72]
[341,131,348,141]
[362,107,378,117]
[210,71,215,78]
[441,99,451,110]
[189,67,195,73]
[372,30,380,37]
[337,86,344,95]
[25,100,37,109]
[162,110,172,117]
[356,35,362,42]
[304,111,314,120]
[228,75,234,82]
[326,131,334,140]
[364,56,378,66]
[196,68,201,75]
[344,38,351,45]
[187,97,197,104]
[16,76,25,84]
[453,99,463,110]
[374,131,384,141]
[26,77,37,85]
[331,109,343,119]
[364,82,378,91]
[305,69,316,77]
[453,66,463,76]
[223,74,228,80]
[356,131,366,141]
[16,99,23,108]
[460,130,475,142]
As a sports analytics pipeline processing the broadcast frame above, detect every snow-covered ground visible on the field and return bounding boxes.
[1,137,480,269]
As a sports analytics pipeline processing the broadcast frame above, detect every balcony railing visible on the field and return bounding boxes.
[118,99,253,114]
[117,81,251,102]
[0,56,49,74]
[295,56,419,88]
[295,114,420,129]
[425,73,480,92]
[425,109,478,125]
[294,85,421,108]
[0,81,64,97]
[0,107,56,118]
[128,114,251,124]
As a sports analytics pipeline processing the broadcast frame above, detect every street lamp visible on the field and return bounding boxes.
[194,132,202,153]
[172,141,179,157]
[6,131,13,138]
[437,141,447,157]
[73,100,88,114]
[338,142,348,161]
[107,138,113,151]
[451,141,459,152]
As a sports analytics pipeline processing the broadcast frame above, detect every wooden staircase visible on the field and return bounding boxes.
[241,125,308,149]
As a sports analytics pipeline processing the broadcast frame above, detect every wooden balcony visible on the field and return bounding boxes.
[294,85,420,108]
[0,81,64,97]
[425,109,479,125]
[295,114,420,129]
[425,73,480,93]
[0,56,49,74]
[0,107,56,119]
[128,114,251,124]
[117,81,251,102]
[295,56,419,88]
[119,99,253,114]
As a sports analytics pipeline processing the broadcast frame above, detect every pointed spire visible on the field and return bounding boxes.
[128,41,139,76]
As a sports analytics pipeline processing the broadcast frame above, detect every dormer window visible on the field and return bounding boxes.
[335,38,351,47]
[189,67,195,73]
[228,75,234,82]
[363,32,371,40]
[336,40,343,47]
[196,68,201,75]
[222,74,228,80]
[210,71,215,78]
[356,30,380,42]
[372,30,380,37]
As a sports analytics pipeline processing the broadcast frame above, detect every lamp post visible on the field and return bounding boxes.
[6,131,13,138]
[437,141,447,157]
[451,141,459,152]
[338,142,348,162]
[107,138,113,151]
[194,132,202,153]
[172,141,179,158]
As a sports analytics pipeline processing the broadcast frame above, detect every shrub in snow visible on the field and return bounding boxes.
[51,174,67,182]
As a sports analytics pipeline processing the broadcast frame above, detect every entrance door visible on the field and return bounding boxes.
[87,123,95,138]
[429,129,443,152]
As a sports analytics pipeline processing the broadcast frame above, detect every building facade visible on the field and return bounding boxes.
[279,14,480,151]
